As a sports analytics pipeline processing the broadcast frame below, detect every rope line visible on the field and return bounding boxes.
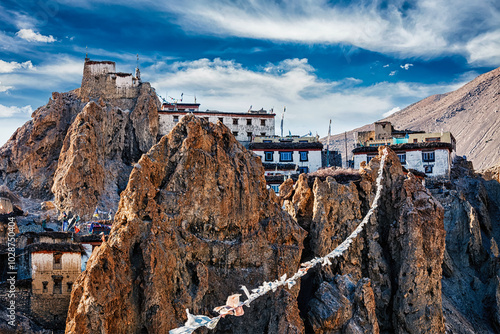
[170,149,389,334]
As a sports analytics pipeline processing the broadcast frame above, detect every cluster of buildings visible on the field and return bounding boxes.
[0,58,461,331]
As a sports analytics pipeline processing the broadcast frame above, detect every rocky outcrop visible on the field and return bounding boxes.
[0,61,160,218]
[429,161,500,333]
[51,82,159,218]
[65,115,306,333]
[284,148,446,333]
[0,91,85,199]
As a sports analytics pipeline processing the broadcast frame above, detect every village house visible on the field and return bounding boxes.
[353,121,456,177]
[249,135,324,192]
[158,102,276,147]
[15,231,84,329]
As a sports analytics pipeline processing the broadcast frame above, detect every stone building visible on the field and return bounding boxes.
[353,121,456,177]
[249,135,323,192]
[16,232,83,329]
[159,103,275,147]
[79,58,142,108]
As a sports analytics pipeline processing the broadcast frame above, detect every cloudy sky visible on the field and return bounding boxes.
[1,0,499,145]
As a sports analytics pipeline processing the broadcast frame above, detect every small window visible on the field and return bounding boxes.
[247,119,252,125]
[247,132,253,140]
[422,151,435,162]
[298,166,309,174]
[53,280,62,295]
[366,155,376,163]
[67,282,73,293]
[260,132,266,136]
[424,165,433,174]
[263,140,272,143]
[53,252,62,270]
[397,153,406,164]
[42,281,48,293]
[299,151,308,162]
[233,118,238,125]
[413,138,418,143]
[232,131,239,137]
[218,117,224,123]
[173,115,179,123]
[425,137,440,142]
[264,151,274,162]
[280,151,293,162]
[261,119,266,126]
[270,185,280,193]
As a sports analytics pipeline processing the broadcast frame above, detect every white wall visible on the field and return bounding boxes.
[88,63,115,75]
[158,113,275,140]
[355,149,451,177]
[254,149,322,173]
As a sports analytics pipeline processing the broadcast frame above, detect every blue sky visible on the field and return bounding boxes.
[1,0,499,145]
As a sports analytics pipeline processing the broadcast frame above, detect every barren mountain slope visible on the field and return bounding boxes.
[325,67,500,170]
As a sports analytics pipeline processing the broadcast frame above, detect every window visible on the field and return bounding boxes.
[260,132,266,136]
[264,152,274,162]
[173,115,179,123]
[53,252,62,270]
[425,137,440,142]
[233,118,238,125]
[298,166,309,174]
[203,117,209,121]
[422,151,435,162]
[247,119,252,125]
[263,140,272,143]
[42,281,48,293]
[424,165,433,174]
[270,185,280,193]
[299,151,308,162]
[67,282,73,293]
[53,279,62,295]
[413,138,418,143]
[247,132,253,140]
[397,153,406,164]
[232,131,239,137]
[261,119,266,126]
[366,155,376,163]
[218,117,224,123]
[280,151,293,162]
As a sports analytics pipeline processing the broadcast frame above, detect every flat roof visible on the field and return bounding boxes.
[159,110,275,118]
[353,142,453,154]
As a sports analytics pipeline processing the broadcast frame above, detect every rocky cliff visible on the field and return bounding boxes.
[0,60,160,218]
[65,115,306,333]
[283,149,446,333]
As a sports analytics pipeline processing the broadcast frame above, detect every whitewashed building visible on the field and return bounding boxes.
[353,122,456,177]
[159,102,275,147]
[249,136,323,192]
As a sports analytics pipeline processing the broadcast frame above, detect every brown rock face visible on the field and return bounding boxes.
[65,116,306,333]
[0,73,160,217]
[284,148,446,333]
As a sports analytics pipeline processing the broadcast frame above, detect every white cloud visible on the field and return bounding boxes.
[0,81,13,92]
[147,57,467,136]
[383,107,401,118]
[148,0,499,62]
[466,30,500,66]
[0,104,32,118]
[0,60,34,73]
[16,29,56,43]
[383,64,390,68]
[389,71,397,76]
[400,63,413,70]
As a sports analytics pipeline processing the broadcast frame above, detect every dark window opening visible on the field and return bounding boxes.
[247,119,252,125]
[264,152,274,162]
[280,151,293,162]
[298,166,309,174]
[233,118,238,125]
[67,282,73,293]
[42,281,48,293]
[261,119,266,126]
[53,279,62,295]
[424,165,433,174]
[218,117,224,123]
[173,115,179,123]
[232,131,239,137]
[53,252,62,270]
[398,153,406,164]
[299,151,308,162]
[422,151,435,162]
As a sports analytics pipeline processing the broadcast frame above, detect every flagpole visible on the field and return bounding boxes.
[327,119,331,167]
